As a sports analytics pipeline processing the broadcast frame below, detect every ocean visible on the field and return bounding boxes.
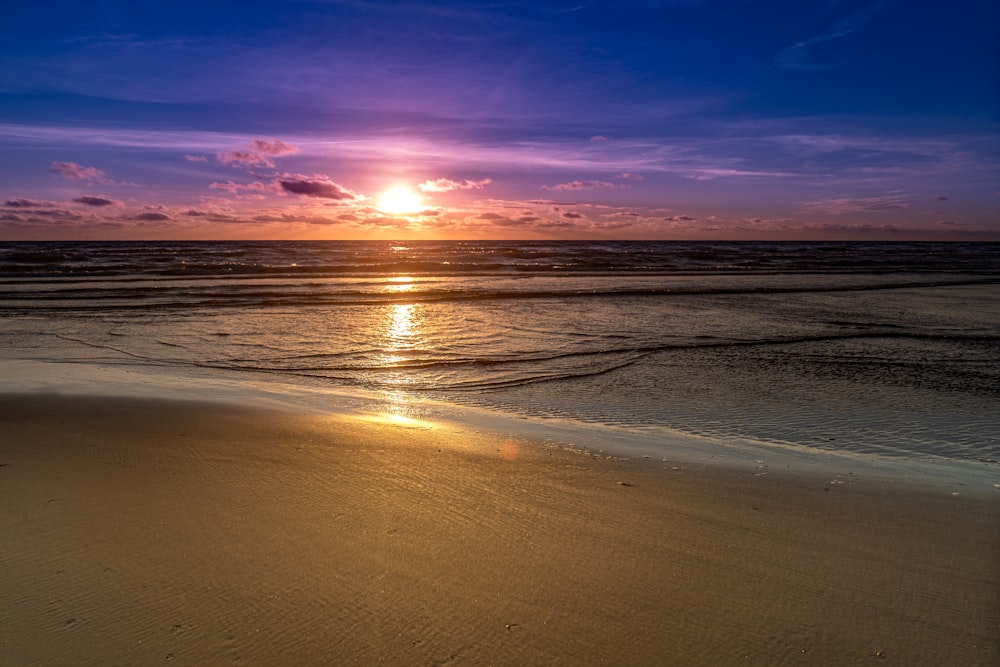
[2,240,998,465]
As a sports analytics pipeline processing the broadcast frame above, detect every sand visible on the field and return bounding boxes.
[1,393,997,666]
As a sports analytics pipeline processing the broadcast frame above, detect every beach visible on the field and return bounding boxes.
[2,392,997,666]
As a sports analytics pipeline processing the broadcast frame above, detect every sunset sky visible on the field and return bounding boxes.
[1,0,997,240]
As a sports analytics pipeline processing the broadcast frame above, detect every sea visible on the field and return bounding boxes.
[2,240,998,468]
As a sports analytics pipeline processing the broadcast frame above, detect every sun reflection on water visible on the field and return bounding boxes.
[370,298,434,428]
[385,276,415,293]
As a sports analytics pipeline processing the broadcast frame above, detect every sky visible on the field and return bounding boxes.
[0,0,997,241]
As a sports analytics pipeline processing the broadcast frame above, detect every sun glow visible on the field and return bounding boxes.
[377,186,423,215]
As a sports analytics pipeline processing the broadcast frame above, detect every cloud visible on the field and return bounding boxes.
[590,135,608,142]
[251,138,298,157]
[209,180,279,196]
[73,196,120,207]
[474,213,543,227]
[418,177,492,192]
[4,198,56,207]
[562,211,584,219]
[49,161,106,181]
[278,176,359,200]
[216,137,298,168]
[775,0,892,71]
[931,196,949,201]
[800,195,909,214]
[543,180,617,191]
[184,154,208,163]
[132,212,172,221]
[216,150,272,167]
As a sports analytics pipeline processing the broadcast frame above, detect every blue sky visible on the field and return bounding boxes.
[0,0,997,240]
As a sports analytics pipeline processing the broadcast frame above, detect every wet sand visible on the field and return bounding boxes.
[1,393,997,665]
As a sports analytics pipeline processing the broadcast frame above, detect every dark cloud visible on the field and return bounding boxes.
[562,211,584,219]
[133,212,171,221]
[279,177,358,200]
[4,198,55,207]
[73,196,119,207]
[931,196,949,201]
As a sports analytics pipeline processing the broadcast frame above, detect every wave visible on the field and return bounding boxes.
[3,240,1000,279]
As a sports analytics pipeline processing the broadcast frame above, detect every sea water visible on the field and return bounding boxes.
[2,240,998,465]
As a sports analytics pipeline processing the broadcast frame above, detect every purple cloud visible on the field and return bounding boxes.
[184,154,208,163]
[216,137,298,168]
[4,198,56,207]
[251,138,298,157]
[49,161,106,181]
[562,211,584,219]
[278,176,358,200]
[73,196,120,207]
[800,195,910,214]
[543,180,617,191]
[133,212,171,221]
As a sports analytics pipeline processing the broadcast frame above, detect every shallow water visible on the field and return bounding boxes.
[2,240,998,463]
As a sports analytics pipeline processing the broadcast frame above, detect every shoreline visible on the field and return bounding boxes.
[3,357,999,492]
[2,392,998,665]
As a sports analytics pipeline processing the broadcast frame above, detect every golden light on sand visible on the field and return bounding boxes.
[377,186,423,215]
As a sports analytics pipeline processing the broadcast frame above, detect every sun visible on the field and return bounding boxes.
[377,186,423,215]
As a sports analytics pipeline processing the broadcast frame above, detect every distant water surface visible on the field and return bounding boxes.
[2,240,998,463]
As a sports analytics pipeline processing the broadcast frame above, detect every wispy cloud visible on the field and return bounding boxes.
[209,181,280,196]
[217,137,299,168]
[418,177,492,192]
[543,180,618,191]
[775,0,893,71]
[800,194,910,214]
[4,198,57,208]
[49,161,106,181]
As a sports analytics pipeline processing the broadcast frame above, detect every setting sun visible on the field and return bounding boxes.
[377,186,423,215]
